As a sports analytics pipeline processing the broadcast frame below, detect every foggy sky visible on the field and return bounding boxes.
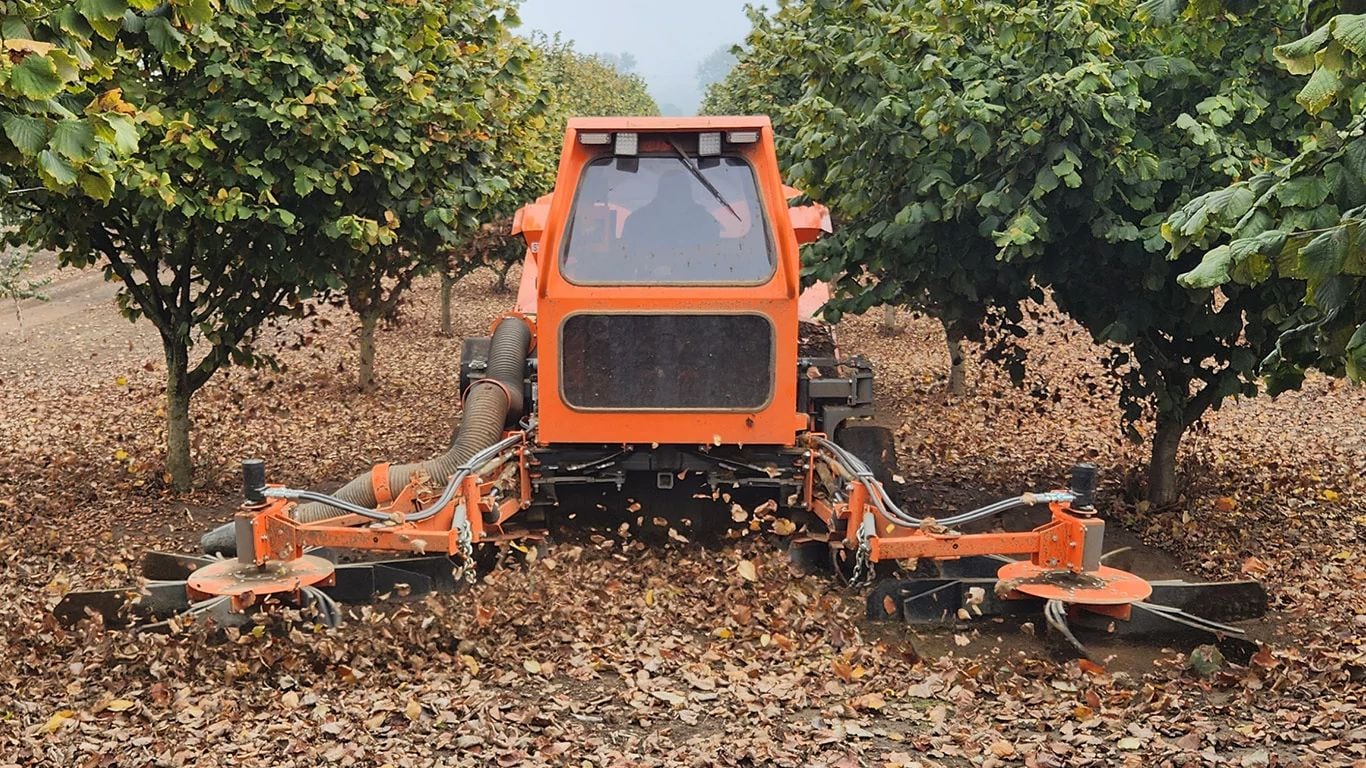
[516,0,756,114]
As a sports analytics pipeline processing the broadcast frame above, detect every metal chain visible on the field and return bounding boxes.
[847,515,876,587]
[454,504,476,585]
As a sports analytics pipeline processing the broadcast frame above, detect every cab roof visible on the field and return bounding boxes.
[566,115,771,133]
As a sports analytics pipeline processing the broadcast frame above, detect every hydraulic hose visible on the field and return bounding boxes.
[290,316,531,524]
[262,433,527,524]
[813,436,1074,531]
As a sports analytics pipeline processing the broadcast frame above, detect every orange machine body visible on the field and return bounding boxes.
[513,116,819,447]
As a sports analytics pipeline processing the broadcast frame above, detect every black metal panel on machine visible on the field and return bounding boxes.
[797,357,875,434]
[561,314,774,410]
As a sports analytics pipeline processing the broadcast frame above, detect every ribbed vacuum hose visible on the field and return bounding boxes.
[289,316,530,525]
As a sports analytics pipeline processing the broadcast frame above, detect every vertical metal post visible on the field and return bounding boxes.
[1069,463,1098,510]
[238,459,266,565]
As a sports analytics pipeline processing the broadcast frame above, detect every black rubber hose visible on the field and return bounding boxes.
[291,317,530,524]
[203,317,530,551]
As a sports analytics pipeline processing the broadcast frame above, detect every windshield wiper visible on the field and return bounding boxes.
[665,138,742,221]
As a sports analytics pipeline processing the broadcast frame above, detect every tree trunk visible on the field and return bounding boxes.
[881,304,899,333]
[943,319,967,396]
[358,310,379,392]
[439,271,454,337]
[164,339,194,492]
[494,262,513,293]
[1147,409,1185,506]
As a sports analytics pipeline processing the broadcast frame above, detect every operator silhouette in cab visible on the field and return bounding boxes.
[620,169,721,278]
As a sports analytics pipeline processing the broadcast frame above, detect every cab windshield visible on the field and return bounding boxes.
[560,155,773,284]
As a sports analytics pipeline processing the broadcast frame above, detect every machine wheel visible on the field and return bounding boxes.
[834,422,899,488]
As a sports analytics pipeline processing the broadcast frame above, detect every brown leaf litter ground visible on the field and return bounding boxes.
[0,259,1361,767]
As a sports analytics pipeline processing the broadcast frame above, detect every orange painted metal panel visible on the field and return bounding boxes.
[528,116,809,446]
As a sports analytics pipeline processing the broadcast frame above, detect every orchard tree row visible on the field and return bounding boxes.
[0,0,656,490]
[704,0,1366,505]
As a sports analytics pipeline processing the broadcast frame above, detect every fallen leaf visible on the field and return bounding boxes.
[989,740,1016,758]
[651,690,686,706]
[852,692,886,711]
[736,559,758,582]
[40,710,75,734]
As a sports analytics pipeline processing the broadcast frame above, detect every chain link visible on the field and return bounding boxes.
[454,505,476,585]
[846,515,875,587]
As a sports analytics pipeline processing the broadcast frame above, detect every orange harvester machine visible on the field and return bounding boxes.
[57,117,1267,655]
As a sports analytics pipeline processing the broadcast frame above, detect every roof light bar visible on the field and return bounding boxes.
[614,132,638,156]
[726,130,759,144]
[698,132,722,156]
[579,132,611,145]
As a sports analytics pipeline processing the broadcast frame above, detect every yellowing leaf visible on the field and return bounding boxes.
[105,698,135,712]
[459,654,479,675]
[523,659,542,675]
[1321,489,1340,501]
[736,559,758,582]
[113,449,129,461]
[404,699,421,721]
[41,710,75,734]
[772,518,797,536]
[114,375,128,386]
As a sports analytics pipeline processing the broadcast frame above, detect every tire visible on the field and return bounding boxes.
[834,422,898,488]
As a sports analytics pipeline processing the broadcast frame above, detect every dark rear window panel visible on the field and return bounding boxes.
[560,313,774,410]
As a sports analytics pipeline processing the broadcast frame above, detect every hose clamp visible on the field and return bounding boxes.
[370,462,393,506]
[462,377,523,419]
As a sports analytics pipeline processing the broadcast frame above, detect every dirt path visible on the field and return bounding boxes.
[0,251,159,380]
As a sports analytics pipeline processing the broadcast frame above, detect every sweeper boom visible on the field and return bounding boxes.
[57,117,1266,654]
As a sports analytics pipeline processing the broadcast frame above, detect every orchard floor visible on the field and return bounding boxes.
[0,259,1362,767]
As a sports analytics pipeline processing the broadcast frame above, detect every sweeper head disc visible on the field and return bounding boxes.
[996,560,1153,605]
[186,554,335,601]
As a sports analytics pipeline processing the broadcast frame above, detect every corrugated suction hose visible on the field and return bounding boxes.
[291,317,531,524]
[202,317,530,553]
